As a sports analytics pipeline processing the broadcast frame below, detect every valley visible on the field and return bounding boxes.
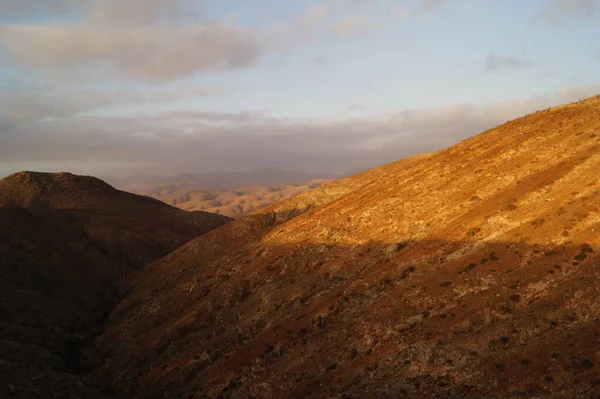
[113,177,331,218]
[2,96,600,398]
[3,1,599,397]
[0,172,230,397]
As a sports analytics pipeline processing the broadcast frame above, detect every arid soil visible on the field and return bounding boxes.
[86,96,600,398]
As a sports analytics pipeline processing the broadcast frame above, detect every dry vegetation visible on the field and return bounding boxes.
[87,96,600,398]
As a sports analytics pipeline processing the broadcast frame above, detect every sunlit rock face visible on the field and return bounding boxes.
[89,97,600,398]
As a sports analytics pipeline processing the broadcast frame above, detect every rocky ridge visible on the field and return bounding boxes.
[88,96,600,397]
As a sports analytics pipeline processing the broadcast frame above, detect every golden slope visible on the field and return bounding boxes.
[90,96,600,398]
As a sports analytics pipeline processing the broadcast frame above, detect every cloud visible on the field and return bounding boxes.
[0,0,78,20]
[347,105,366,112]
[162,110,273,124]
[0,85,218,124]
[0,3,329,83]
[392,7,411,21]
[345,0,378,5]
[339,0,467,22]
[300,5,330,29]
[330,14,376,36]
[534,0,596,26]
[83,0,204,25]
[311,55,328,66]
[0,22,260,82]
[265,6,328,48]
[420,0,449,13]
[0,0,202,23]
[485,54,532,71]
[2,84,599,177]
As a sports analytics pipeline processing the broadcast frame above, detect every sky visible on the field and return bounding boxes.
[0,0,599,177]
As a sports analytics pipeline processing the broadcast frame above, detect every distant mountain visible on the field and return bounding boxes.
[89,95,600,398]
[0,172,230,398]
[117,180,331,218]
[104,167,337,191]
[108,168,337,218]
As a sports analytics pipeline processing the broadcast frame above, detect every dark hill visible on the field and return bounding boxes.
[0,172,231,398]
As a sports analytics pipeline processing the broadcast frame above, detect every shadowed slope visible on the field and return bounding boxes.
[0,172,231,398]
[89,96,600,398]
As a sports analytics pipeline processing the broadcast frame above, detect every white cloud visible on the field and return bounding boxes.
[0,22,260,82]
[0,3,331,83]
[312,55,328,66]
[419,0,449,13]
[0,0,78,19]
[2,85,599,177]
[330,14,376,36]
[263,6,329,49]
[0,0,201,23]
[0,86,218,124]
[392,7,411,21]
[347,105,367,112]
[534,0,596,26]
[82,0,203,25]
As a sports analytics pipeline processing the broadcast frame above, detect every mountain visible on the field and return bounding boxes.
[87,95,600,398]
[106,168,337,218]
[0,172,230,398]
[104,167,336,191]
[116,179,331,218]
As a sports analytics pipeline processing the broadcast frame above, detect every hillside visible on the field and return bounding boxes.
[0,172,230,398]
[87,96,600,398]
[117,179,331,218]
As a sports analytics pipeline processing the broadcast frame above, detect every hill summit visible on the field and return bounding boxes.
[3,171,166,210]
[0,172,230,398]
[88,95,600,398]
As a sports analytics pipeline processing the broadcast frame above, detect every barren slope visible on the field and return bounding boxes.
[0,172,231,398]
[90,96,600,398]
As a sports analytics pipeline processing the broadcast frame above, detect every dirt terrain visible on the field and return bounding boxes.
[86,95,600,398]
[0,172,230,398]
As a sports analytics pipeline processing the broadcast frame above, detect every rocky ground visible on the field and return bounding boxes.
[86,96,600,398]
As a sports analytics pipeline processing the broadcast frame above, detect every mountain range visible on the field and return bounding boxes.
[107,168,337,218]
[88,95,600,398]
[2,96,600,398]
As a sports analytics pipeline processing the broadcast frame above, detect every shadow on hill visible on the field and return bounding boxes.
[87,231,600,398]
[0,200,229,398]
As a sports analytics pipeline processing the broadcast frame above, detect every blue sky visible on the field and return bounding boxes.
[0,0,599,177]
